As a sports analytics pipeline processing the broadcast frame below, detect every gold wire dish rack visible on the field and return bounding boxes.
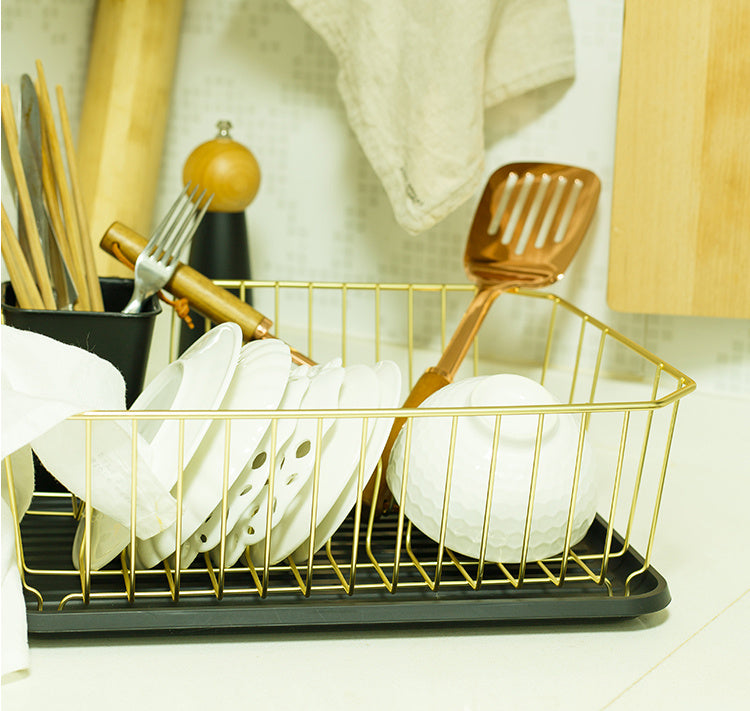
[4,280,696,634]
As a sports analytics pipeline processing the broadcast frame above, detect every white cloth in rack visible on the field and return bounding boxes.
[1,447,34,681]
[286,0,576,233]
[1,325,127,680]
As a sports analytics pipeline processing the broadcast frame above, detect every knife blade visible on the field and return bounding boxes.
[19,73,77,308]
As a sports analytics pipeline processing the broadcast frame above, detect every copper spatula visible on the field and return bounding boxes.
[364,162,601,513]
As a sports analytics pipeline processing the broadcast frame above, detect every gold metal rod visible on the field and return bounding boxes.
[3,456,44,609]
[172,419,186,600]
[476,414,502,585]
[558,412,590,584]
[213,419,233,598]
[440,285,447,352]
[127,419,138,602]
[341,283,347,365]
[302,417,325,596]
[568,316,588,403]
[391,417,415,591]
[307,282,314,360]
[540,298,559,386]
[446,550,479,590]
[214,419,233,599]
[259,420,278,598]
[374,284,381,362]
[517,414,546,583]
[364,462,393,591]
[433,415,460,588]
[81,419,93,603]
[588,327,608,406]
[600,411,631,580]
[625,399,682,594]
[496,561,521,589]
[241,549,264,595]
[621,366,663,551]
[335,417,369,593]
[407,284,414,387]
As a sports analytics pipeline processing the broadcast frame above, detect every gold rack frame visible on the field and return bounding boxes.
[4,281,696,621]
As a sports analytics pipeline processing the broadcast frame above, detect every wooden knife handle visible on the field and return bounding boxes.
[100,221,272,341]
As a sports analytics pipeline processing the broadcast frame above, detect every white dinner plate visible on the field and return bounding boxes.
[248,363,381,566]
[181,363,314,566]
[134,338,291,568]
[214,359,344,567]
[73,323,242,570]
[291,359,401,563]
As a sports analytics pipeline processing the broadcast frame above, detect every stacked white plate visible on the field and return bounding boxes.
[71,323,401,571]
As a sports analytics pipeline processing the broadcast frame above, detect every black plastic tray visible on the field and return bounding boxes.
[20,498,670,636]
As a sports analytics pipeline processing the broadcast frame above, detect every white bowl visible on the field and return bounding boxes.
[386,373,597,563]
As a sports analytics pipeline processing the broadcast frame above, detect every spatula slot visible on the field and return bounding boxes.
[534,175,568,248]
[553,178,583,244]
[500,172,535,246]
[514,173,552,255]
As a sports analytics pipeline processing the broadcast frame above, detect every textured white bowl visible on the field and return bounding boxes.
[386,374,597,563]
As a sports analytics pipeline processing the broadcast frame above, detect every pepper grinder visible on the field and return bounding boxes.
[179,120,261,353]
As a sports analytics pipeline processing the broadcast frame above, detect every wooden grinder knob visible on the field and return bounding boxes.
[182,120,260,212]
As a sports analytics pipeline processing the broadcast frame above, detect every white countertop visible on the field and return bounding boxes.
[3,386,749,711]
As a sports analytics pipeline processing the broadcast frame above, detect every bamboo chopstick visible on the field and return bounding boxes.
[1,203,45,310]
[56,85,103,311]
[1,84,56,309]
[40,126,74,271]
[35,60,92,310]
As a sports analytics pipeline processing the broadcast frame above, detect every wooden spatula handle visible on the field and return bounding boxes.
[100,221,272,342]
[362,367,452,514]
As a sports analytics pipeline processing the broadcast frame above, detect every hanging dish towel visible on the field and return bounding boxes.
[286,0,576,233]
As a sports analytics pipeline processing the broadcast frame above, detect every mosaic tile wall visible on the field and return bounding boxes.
[2,0,748,398]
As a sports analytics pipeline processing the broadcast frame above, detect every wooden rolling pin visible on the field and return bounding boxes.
[101,221,272,341]
[78,0,184,278]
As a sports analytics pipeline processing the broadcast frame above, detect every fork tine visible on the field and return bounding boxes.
[166,190,214,264]
[144,183,192,254]
[159,188,205,265]
[154,184,201,261]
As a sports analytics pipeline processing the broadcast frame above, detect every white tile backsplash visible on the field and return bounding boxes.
[2,0,748,397]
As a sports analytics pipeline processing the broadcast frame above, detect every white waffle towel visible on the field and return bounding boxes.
[286,0,576,232]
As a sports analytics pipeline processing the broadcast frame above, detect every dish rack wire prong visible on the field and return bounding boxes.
[4,280,695,632]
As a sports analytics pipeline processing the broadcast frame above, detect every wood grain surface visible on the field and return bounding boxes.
[77,0,184,277]
[608,0,750,318]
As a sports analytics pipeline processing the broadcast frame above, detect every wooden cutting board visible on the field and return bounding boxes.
[608,0,750,318]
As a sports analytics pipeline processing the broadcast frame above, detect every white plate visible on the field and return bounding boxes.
[133,322,242,488]
[214,360,344,567]
[73,323,242,570]
[291,360,401,563]
[248,363,381,566]
[134,339,292,568]
[181,363,314,566]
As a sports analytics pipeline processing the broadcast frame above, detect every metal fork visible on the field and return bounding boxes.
[122,184,213,314]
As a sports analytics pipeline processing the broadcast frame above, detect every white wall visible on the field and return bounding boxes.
[2,0,749,398]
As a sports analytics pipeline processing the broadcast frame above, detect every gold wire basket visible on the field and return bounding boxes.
[4,281,696,634]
